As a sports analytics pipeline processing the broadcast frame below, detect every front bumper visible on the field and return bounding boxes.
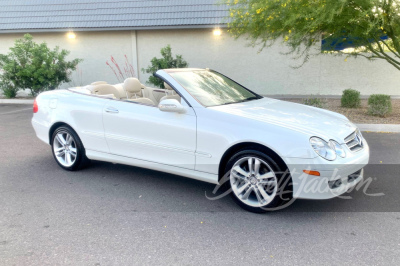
[284,139,370,200]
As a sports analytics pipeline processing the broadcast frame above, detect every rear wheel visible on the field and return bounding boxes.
[225,149,292,213]
[51,126,90,171]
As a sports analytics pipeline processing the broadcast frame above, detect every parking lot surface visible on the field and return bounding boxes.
[1,104,399,265]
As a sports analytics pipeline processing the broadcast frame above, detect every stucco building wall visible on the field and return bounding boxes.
[0,29,398,95]
[137,29,399,96]
[0,31,135,88]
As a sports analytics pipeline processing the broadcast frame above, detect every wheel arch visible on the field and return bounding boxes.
[218,142,289,182]
[48,121,77,145]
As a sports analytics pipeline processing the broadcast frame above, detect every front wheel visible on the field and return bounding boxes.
[51,126,90,171]
[225,149,292,213]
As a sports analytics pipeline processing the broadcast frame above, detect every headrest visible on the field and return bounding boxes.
[113,83,126,98]
[92,84,120,99]
[164,82,173,91]
[124,78,142,93]
[91,81,108,85]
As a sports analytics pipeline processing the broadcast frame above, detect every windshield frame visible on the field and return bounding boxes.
[167,69,263,107]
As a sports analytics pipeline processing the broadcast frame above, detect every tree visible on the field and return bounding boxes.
[0,34,82,97]
[227,0,400,70]
[141,45,188,88]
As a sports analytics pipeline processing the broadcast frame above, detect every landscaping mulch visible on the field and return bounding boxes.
[281,98,400,124]
[0,96,34,100]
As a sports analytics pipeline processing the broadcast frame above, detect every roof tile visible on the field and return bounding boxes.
[0,0,228,32]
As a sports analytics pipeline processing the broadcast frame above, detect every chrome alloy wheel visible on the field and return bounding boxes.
[230,157,278,208]
[53,131,77,167]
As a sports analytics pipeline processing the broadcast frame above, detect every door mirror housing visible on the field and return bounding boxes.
[158,99,186,114]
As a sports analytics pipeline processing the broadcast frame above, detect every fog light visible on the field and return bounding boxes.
[328,179,342,189]
[348,169,362,183]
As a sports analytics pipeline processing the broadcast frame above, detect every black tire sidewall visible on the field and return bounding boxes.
[224,149,292,213]
[51,126,87,171]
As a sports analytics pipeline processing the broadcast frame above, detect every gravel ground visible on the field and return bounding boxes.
[282,98,400,124]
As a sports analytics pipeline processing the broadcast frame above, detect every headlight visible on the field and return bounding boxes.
[329,140,346,158]
[310,137,337,161]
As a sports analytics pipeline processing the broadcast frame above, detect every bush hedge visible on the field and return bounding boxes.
[303,97,324,108]
[341,89,361,108]
[368,94,392,117]
[141,45,188,88]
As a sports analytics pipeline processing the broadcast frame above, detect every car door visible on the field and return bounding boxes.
[102,100,197,170]
[68,92,111,154]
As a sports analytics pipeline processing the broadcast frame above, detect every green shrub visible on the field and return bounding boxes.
[303,97,324,108]
[141,45,188,88]
[0,80,19,98]
[0,34,82,97]
[368,94,392,117]
[341,89,361,108]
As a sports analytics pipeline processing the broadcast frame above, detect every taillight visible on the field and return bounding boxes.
[33,99,38,113]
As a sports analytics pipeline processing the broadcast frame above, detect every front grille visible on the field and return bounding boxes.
[344,130,364,152]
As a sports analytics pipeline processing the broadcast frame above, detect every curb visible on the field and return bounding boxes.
[0,99,34,104]
[356,124,400,133]
[266,95,400,99]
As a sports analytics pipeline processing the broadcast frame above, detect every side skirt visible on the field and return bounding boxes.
[86,150,219,185]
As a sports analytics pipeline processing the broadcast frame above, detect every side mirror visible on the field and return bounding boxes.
[158,99,186,114]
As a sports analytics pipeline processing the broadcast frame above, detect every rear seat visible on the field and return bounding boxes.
[91,84,121,99]
[113,83,127,99]
[86,79,155,105]
[91,81,108,85]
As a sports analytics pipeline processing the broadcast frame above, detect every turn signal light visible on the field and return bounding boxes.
[303,170,320,176]
[33,99,38,113]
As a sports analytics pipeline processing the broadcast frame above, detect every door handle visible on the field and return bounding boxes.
[105,107,119,114]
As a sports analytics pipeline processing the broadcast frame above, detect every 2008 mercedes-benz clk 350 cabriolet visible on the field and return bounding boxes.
[32,68,369,212]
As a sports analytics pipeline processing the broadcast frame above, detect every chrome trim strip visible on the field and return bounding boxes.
[344,130,364,152]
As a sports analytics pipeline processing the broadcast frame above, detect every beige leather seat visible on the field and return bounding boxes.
[91,81,108,85]
[113,83,127,99]
[124,78,155,105]
[92,84,121,99]
[160,82,181,103]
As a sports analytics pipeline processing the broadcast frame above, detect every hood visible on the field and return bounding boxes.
[209,98,356,143]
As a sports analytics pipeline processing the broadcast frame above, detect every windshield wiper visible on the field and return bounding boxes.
[212,96,260,107]
[236,96,259,103]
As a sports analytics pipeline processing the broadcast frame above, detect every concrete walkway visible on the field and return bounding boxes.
[267,94,400,99]
[356,124,400,133]
[0,99,34,104]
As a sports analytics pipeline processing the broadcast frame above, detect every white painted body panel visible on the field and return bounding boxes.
[32,69,370,200]
[32,90,110,153]
[102,99,197,169]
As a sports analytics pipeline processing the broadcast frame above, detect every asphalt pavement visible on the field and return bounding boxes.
[1,104,399,265]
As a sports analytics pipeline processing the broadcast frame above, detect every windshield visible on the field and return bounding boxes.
[169,70,261,107]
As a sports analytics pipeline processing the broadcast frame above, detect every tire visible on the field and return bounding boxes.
[51,125,90,171]
[224,149,292,213]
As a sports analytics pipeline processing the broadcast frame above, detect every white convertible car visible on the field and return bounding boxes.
[32,68,369,212]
